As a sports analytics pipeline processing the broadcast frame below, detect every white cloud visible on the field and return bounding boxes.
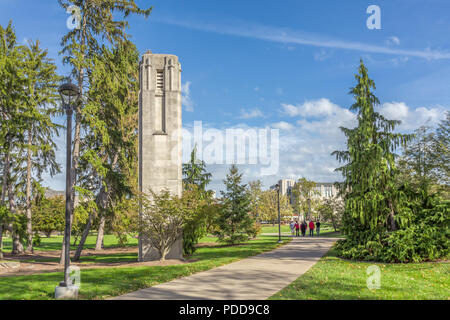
[181,81,194,112]
[390,56,409,66]
[239,108,264,119]
[314,49,332,61]
[378,102,448,130]
[158,18,450,60]
[43,99,448,195]
[386,36,400,46]
[282,98,344,118]
[272,121,294,131]
[379,101,409,120]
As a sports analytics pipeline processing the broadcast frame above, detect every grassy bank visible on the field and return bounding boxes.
[270,247,450,300]
[0,235,290,300]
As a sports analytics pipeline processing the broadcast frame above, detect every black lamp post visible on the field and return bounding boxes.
[307,198,311,221]
[58,80,79,289]
[275,184,282,243]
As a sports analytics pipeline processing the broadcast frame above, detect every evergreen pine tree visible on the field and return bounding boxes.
[73,41,139,260]
[58,0,151,263]
[20,39,61,253]
[332,60,411,245]
[215,165,253,245]
[182,145,213,254]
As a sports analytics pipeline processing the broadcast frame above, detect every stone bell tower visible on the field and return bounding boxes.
[138,51,183,261]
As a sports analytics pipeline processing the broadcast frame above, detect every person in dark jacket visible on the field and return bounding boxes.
[300,221,307,237]
[316,220,321,236]
[309,220,315,237]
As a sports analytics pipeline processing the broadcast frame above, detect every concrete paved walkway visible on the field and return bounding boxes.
[112,237,338,300]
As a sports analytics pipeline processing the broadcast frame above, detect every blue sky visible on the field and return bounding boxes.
[1,0,449,193]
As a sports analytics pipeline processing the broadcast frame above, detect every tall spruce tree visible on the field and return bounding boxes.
[332,60,411,235]
[58,0,151,263]
[1,23,61,256]
[73,41,139,260]
[20,40,61,253]
[182,145,212,193]
[333,61,448,263]
[215,165,253,245]
[182,146,213,254]
[0,22,30,256]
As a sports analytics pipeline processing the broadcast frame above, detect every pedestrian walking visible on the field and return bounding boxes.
[316,221,321,236]
[309,220,315,237]
[290,221,295,236]
[300,220,307,237]
[295,221,300,237]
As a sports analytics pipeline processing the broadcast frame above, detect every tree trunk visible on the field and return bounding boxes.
[25,130,33,253]
[94,152,118,252]
[331,213,337,232]
[0,225,3,259]
[159,247,168,262]
[73,212,92,261]
[9,185,24,255]
[95,215,105,251]
[0,147,10,259]
[388,200,397,231]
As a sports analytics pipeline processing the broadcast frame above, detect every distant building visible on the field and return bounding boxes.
[270,179,341,203]
[44,188,65,198]
[44,188,80,206]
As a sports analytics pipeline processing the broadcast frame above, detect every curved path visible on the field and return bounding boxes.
[112,237,338,300]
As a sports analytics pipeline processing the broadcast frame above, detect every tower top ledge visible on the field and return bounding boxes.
[142,50,179,59]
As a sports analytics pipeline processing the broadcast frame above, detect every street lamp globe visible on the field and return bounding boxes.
[58,81,80,107]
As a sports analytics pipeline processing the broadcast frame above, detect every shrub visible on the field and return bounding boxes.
[335,195,449,263]
[32,196,65,237]
[246,221,262,239]
[32,233,41,247]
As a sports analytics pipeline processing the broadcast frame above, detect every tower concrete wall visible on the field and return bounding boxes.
[138,51,183,261]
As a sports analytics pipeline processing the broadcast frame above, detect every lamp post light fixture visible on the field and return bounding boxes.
[55,80,80,299]
[275,184,283,243]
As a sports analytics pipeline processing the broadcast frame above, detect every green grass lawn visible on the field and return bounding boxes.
[270,247,450,300]
[22,252,140,264]
[2,234,138,252]
[261,224,291,233]
[0,235,290,300]
[3,234,217,264]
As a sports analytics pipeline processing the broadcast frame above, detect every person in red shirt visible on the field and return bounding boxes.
[309,221,315,237]
[294,221,300,237]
